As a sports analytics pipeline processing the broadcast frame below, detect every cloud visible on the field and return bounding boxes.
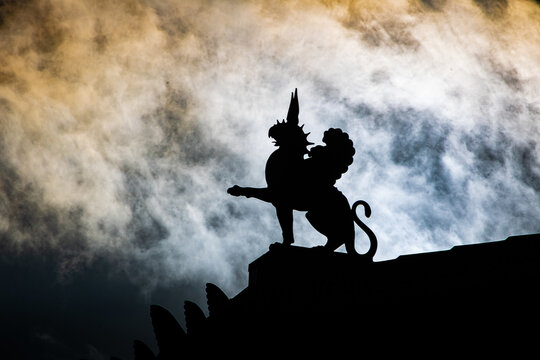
[0,0,539,299]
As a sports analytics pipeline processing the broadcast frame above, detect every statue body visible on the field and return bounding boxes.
[228,89,377,260]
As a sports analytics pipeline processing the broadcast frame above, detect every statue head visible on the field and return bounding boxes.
[268,89,313,153]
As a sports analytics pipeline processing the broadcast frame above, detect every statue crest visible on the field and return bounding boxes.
[228,89,377,260]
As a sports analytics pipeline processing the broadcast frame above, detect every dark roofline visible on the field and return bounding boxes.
[134,233,540,357]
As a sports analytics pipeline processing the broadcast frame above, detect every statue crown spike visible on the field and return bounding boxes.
[286,88,299,125]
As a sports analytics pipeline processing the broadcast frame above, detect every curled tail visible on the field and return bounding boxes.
[351,200,378,261]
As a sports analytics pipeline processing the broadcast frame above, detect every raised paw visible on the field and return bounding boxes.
[227,185,243,197]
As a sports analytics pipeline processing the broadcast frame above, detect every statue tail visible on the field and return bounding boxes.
[351,200,378,261]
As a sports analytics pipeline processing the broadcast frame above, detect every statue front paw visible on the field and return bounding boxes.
[227,185,243,197]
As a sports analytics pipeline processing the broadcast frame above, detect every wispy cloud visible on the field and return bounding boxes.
[0,0,538,295]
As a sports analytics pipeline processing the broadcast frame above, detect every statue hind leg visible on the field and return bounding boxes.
[276,206,294,245]
[306,210,353,252]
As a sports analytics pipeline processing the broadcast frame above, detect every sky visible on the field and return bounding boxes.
[1,0,539,358]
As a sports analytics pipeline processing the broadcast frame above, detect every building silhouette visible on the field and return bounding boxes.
[126,90,540,358]
[132,233,540,358]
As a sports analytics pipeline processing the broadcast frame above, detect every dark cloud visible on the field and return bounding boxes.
[386,109,452,196]
[512,140,540,192]
[93,20,108,53]
[463,126,507,177]
[463,126,540,193]
[0,251,206,359]
[473,0,509,18]
[347,104,467,241]
[0,146,88,270]
[0,0,31,28]
[418,0,447,11]
[121,166,170,250]
[31,3,65,55]
[487,59,523,92]
[343,94,539,250]
[343,14,421,50]
[347,104,453,194]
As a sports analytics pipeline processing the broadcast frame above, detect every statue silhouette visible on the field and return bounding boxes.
[228,89,377,260]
